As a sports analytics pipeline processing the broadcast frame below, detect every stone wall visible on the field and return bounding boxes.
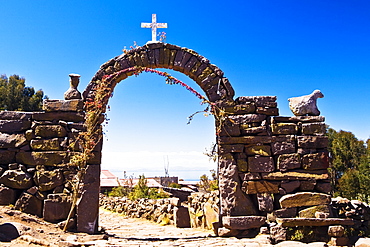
[99,191,219,230]
[0,99,100,233]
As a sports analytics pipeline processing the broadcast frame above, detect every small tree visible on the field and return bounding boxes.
[0,74,47,111]
[198,169,218,192]
[129,174,169,200]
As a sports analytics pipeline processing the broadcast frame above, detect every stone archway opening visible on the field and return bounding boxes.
[99,68,218,180]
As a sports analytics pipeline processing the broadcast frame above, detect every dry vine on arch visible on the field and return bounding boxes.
[63,66,231,231]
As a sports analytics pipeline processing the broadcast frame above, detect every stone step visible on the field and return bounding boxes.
[276,218,354,227]
[222,216,266,230]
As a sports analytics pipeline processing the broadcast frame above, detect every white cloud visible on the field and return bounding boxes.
[101,150,217,180]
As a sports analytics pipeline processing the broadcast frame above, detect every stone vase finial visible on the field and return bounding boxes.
[288,90,324,116]
[64,74,82,100]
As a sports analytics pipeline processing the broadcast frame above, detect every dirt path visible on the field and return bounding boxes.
[0,206,331,246]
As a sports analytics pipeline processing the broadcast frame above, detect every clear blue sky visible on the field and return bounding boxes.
[1,1,369,179]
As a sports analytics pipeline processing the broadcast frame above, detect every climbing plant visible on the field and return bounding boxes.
[63,66,230,231]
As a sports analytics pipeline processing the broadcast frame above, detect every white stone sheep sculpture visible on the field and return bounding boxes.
[288,90,324,116]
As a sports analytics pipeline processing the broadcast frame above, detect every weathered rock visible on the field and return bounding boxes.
[271,123,298,135]
[277,153,301,171]
[270,225,287,243]
[236,96,276,106]
[0,133,27,148]
[299,180,316,191]
[222,216,266,230]
[240,173,261,181]
[280,180,300,193]
[32,112,85,122]
[203,202,218,230]
[228,114,266,124]
[34,125,67,138]
[279,192,331,208]
[15,192,43,217]
[16,151,69,166]
[0,150,16,164]
[0,185,17,205]
[219,144,244,153]
[302,152,330,170]
[271,141,296,155]
[248,156,274,172]
[297,136,328,149]
[257,193,273,212]
[43,99,83,112]
[64,74,82,100]
[330,237,349,246]
[288,90,324,116]
[236,159,248,172]
[0,169,33,189]
[262,170,329,181]
[0,119,31,133]
[0,223,21,241]
[301,122,326,135]
[272,208,297,218]
[276,218,354,227]
[242,181,280,194]
[217,227,239,237]
[173,206,190,228]
[34,169,64,191]
[315,182,332,193]
[30,138,61,151]
[43,193,71,222]
[245,145,271,156]
[298,205,331,218]
[328,225,345,237]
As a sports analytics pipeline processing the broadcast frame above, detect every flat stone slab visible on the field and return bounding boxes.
[222,216,266,230]
[276,218,354,227]
[280,192,331,208]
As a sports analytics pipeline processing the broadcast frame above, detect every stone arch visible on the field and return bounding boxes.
[83,43,234,103]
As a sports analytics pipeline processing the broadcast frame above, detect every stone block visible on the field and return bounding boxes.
[0,133,27,149]
[257,193,273,212]
[0,111,32,120]
[43,99,83,112]
[262,170,329,181]
[279,192,331,208]
[280,180,300,193]
[330,237,349,246]
[222,216,266,230]
[0,150,16,164]
[328,225,344,237]
[220,136,273,145]
[272,208,297,218]
[271,123,298,135]
[0,185,17,205]
[0,119,31,133]
[270,225,287,243]
[32,112,85,122]
[245,145,271,156]
[16,151,69,166]
[227,104,256,114]
[271,141,296,155]
[243,181,280,194]
[256,107,279,116]
[298,205,331,218]
[301,122,326,135]
[240,173,261,181]
[228,114,266,124]
[43,194,71,222]
[219,144,244,153]
[248,156,274,172]
[302,152,330,170]
[277,153,301,171]
[297,136,329,149]
[173,206,190,228]
[272,116,325,123]
[236,159,248,172]
[315,182,332,193]
[276,218,354,227]
[240,125,267,135]
[15,192,43,217]
[35,125,67,138]
[218,122,241,136]
[300,180,316,191]
[34,169,64,192]
[236,96,276,106]
[30,138,60,151]
[0,169,33,190]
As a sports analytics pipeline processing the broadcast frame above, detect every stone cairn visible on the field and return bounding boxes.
[0,75,100,234]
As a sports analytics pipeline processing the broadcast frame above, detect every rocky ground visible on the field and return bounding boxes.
[1,206,370,246]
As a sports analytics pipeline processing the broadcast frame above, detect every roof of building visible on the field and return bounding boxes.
[120,178,163,188]
[101,169,118,179]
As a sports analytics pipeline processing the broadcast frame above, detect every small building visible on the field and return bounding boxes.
[100,170,120,194]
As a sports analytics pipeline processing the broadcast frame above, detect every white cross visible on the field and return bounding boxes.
[141,14,167,42]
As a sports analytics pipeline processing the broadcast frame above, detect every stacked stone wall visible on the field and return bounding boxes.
[0,99,100,233]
